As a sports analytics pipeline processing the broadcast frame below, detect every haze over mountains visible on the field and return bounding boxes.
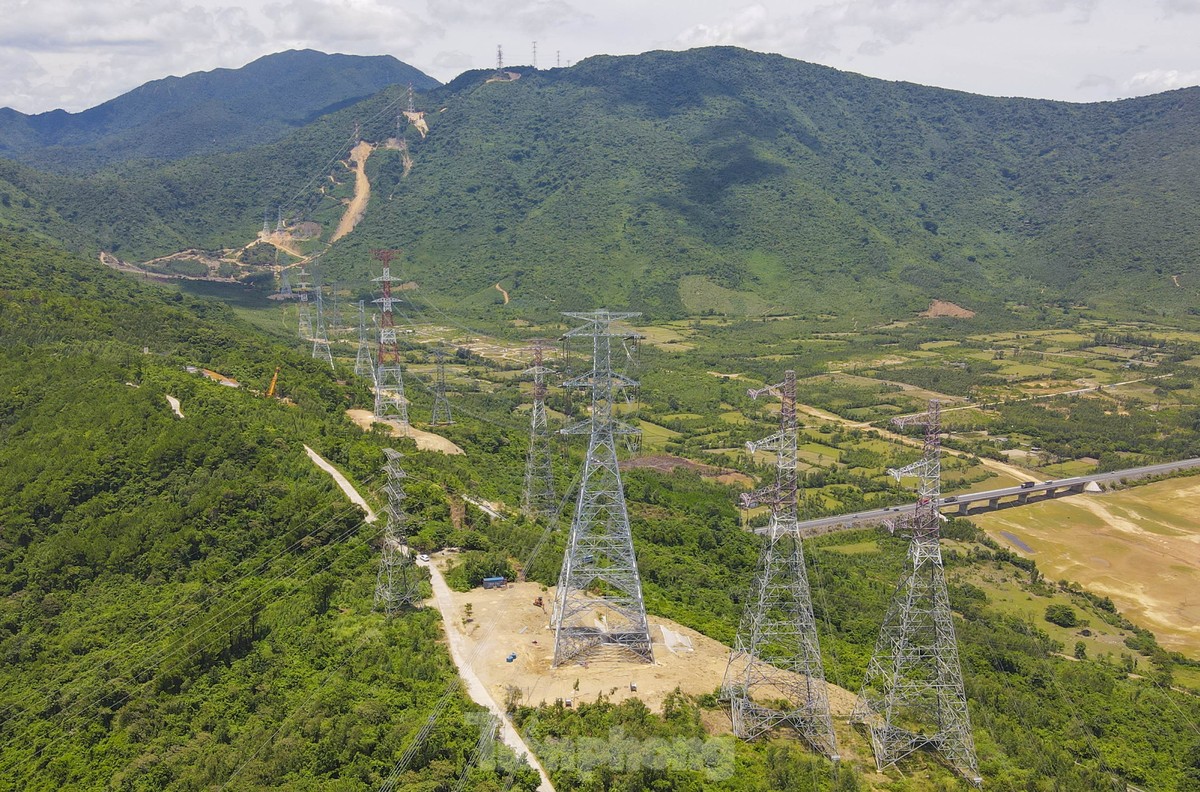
[1,46,1198,322]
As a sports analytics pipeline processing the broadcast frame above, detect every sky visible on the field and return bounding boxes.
[2,0,1199,113]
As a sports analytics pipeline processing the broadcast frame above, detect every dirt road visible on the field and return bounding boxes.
[165,394,184,419]
[420,557,556,791]
[303,445,378,522]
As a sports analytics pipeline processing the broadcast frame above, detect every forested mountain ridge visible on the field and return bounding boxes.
[0,50,438,171]
[4,46,1196,322]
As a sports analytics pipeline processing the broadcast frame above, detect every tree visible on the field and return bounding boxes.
[1045,603,1078,628]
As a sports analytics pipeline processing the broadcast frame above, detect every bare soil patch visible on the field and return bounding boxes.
[330,141,374,243]
[345,408,465,455]
[920,300,975,319]
[434,569,857,718]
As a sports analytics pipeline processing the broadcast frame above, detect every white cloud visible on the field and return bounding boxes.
[0,0,1198,111]
[1123,68,1200,95]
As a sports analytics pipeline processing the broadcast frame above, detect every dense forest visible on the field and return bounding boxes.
[2,47,1199,324]
[5,44,1200,791]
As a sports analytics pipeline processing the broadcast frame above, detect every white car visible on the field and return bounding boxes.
[418,553,430,562]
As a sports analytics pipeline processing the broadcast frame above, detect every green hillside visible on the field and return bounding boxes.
[0,50,438,171]
[3,47,1198,323]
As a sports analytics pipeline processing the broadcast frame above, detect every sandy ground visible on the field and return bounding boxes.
[431,558,857,720]
[345,408,465,455]
[421,557,556,791]
[303,445,377,522]
[331,141,374,243]
[164,394,184,418]
[976,477,1200,655]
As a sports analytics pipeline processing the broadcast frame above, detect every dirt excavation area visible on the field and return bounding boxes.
[345,408,464,455]
[330,141,374,243]
[430,560,857,720]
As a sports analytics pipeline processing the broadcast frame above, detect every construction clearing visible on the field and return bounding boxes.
[427,560,858,719]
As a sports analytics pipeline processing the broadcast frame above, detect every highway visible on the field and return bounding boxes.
[773,457,1200,538]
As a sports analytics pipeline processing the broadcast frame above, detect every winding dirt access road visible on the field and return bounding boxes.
[303,445,378,522]
[494,283,510,304]
[331,141,374,243]
[164,395,184,419]
[420,558,556,791]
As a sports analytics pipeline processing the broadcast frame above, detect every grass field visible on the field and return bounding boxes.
[974,475,1200,656]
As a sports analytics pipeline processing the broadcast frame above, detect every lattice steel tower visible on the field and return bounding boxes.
[552,311,652,666]
[430,349,454,425]
[295,267,313,341]
[312,275,333,368]
[522,340,556,521]
[374,447,420,614]
[372,249,409,426]
[722,370,838,758]
[354,299,373,379]
[852,399,980,785]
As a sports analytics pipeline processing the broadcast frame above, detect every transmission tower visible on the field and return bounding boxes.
[354,299,373,379]
[374,447,420,615]
[296,267,313,341]
[522,340,556,521]
[430,349,454,425]
[275,206,284,232]
[311,275,334,368]
[852,399,980,785]
[721,370,838,758]
[372,249,409,426]
[328,280,342,333]
[532,40,538,69]
[278,268,292,298]
[496,45,503,73]
[262,209,270,234]
[407,83,416,114]
[552,310,652,667]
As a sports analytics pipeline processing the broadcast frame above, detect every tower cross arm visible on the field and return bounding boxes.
[747,381,786,401]
[739,483,782,510]
[746,429,787,455]
[886,457,930,482]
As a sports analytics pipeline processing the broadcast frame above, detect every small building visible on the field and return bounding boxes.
[482,576,507,590]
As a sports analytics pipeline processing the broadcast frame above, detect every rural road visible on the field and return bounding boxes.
[165,394,184,418]
[303,445,378,522]
[419,556,556,791]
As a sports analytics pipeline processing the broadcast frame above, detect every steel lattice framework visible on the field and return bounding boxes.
[522,340,556,521]
[295,267,313,341]
[354,299,373,379]
[721,370,838,758]
[312,275,333,368]
[552,311,653,666]
[430,349,454,425]
[372,249,409,425]
[852,399,981,785]
[374,447,420,614]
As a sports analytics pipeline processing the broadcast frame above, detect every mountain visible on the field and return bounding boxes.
[4,46,1200,322]
[0,50,439,171]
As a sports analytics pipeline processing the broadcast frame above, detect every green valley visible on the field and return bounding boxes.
[4,43,1200,792]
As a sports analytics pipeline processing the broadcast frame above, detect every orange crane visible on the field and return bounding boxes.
[266,367,280,398]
